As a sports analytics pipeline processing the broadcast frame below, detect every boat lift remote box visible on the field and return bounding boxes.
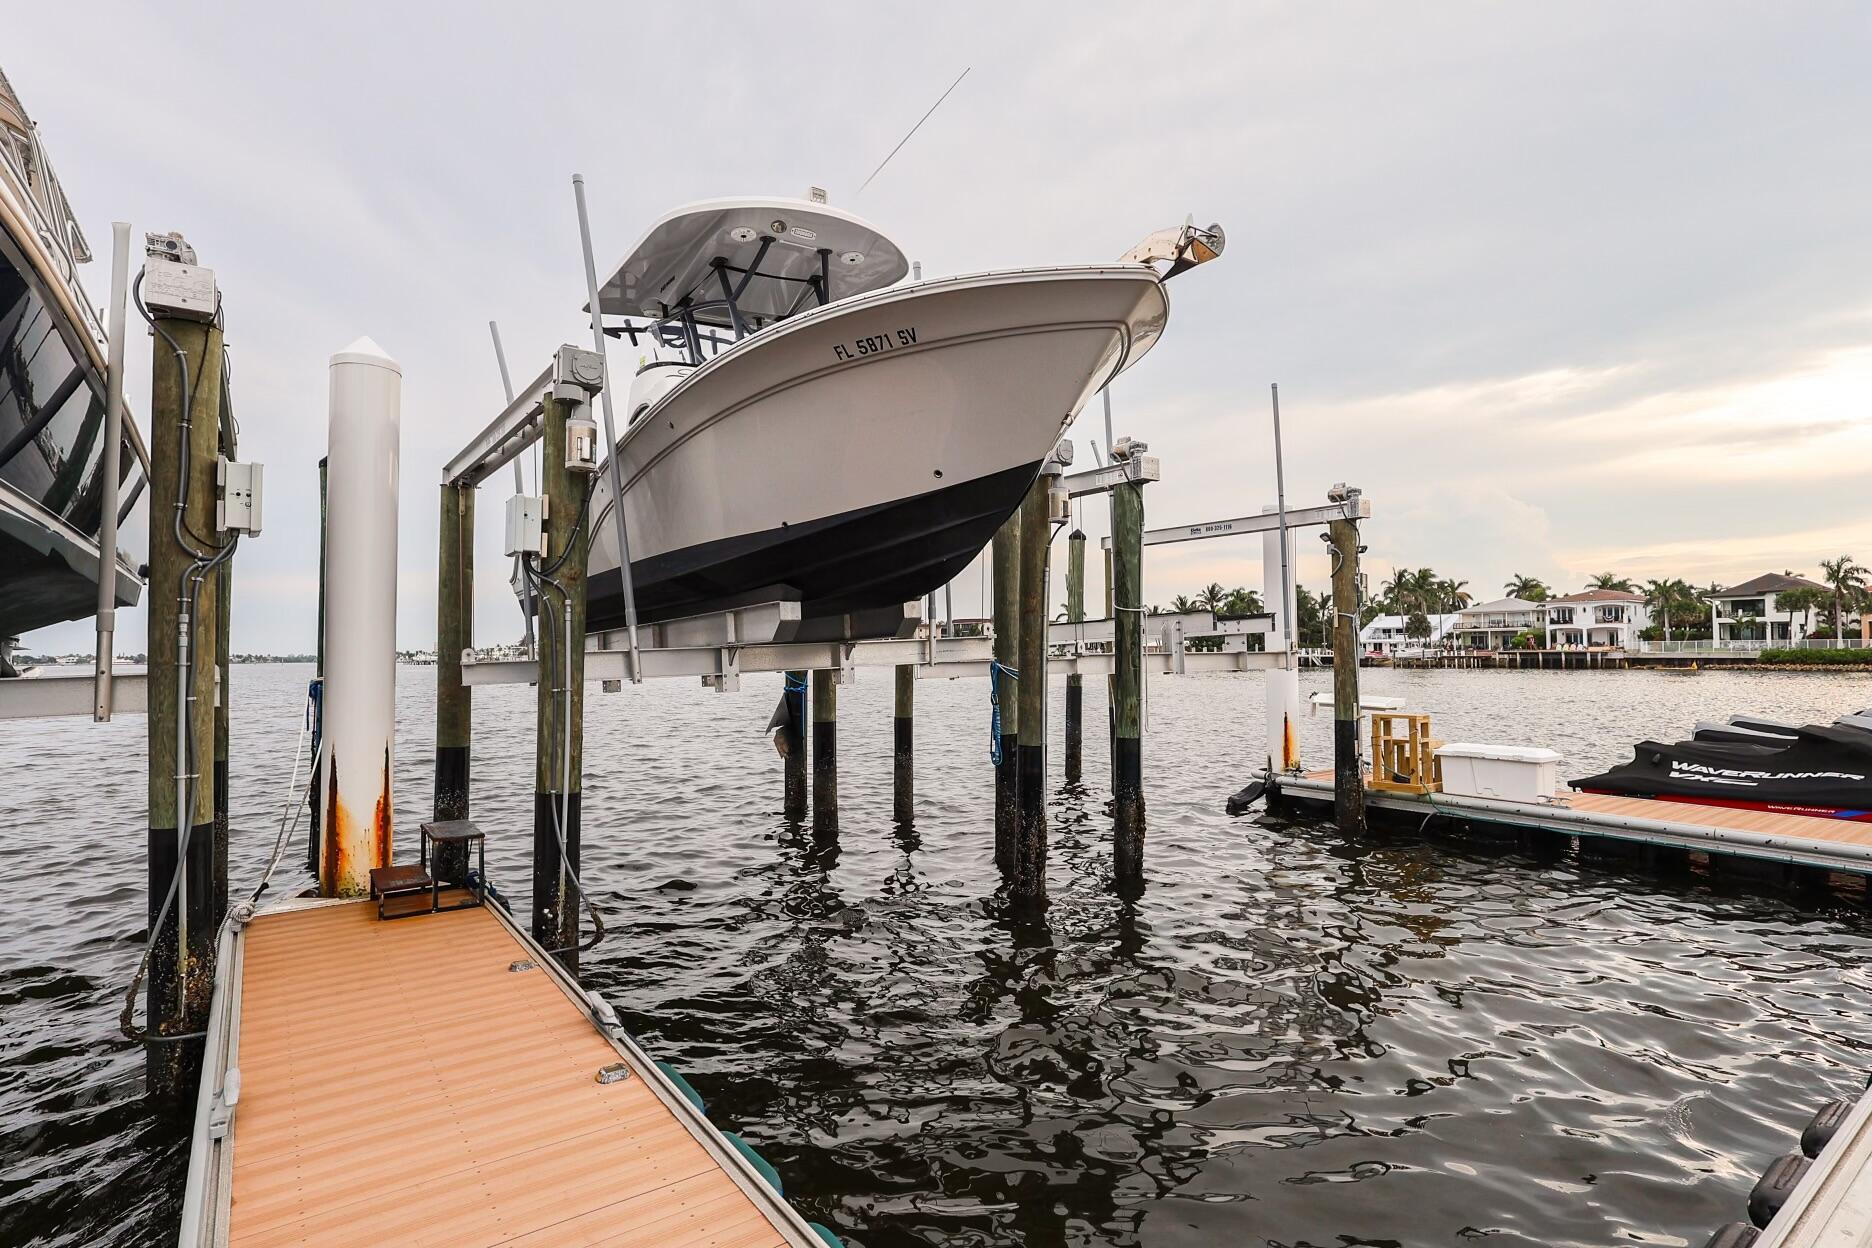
[1435,743,1562,803]
[504,494,546,557]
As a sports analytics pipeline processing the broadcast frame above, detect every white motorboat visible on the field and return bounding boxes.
[583,196,1220,638]
[0,66,146,658]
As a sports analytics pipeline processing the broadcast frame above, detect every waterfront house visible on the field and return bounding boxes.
[1359,613,1456,658]
[1449,597,1544,651]
[1543,589,1649,650]
[1706,572,1831,642]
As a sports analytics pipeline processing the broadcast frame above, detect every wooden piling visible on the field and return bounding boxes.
[1111,479,1146,886]
[893,664,914,822]
[990,513,1021,873]
[782,671,807,819]
[532,396,587,967]
[812,668,837,833]
[1014,475,1051,901]
[434,481,474,881]
[1328,512,1367,836]
[145,313,224,1096]
[1064,528,1085,783]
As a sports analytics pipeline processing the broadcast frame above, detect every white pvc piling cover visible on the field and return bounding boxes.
[319,337,401,897]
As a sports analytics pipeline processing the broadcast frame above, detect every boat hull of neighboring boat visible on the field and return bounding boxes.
[584,265,1168,635]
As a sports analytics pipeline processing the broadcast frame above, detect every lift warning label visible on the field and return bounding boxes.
[833,327,918,361]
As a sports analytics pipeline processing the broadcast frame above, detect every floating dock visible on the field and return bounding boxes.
[181,896,829,1247]
[1271,772,1872,877]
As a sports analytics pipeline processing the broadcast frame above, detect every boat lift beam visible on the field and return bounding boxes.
[1102,495,1372,549]
[440,363,552,488]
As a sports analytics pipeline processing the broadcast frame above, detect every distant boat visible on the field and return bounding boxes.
[580,196,1221,640]
[0,66,146,653]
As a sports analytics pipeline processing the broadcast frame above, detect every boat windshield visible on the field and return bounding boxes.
[592,197,909,367]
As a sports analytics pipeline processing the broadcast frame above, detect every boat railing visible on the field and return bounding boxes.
[1635,638,1870,654]
[0,116,108,347]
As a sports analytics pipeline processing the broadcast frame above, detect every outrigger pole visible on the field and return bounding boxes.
[572,174,643,680]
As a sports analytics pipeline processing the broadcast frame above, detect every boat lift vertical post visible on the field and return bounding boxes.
[434,477,474,880]
[92,221,130,720]
[213,411,233,924]
[1327,492,1368,836]
[572,175,642,680]
[893,664,914,823]
[990,513,1021,875]
[1013,472,1052,902]
[307,457,327,874]
[488,320,534,653]
[1266,382,1301,774]
[1111,455,1148,891]
[783,672,808,819]
[1064,526,1086,783]
[812,669,837,834]
[532,393,588,966]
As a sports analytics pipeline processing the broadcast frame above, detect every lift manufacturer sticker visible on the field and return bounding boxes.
[833,327,919,361]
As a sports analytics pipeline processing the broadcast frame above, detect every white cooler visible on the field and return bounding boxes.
[1434,743,1562,802]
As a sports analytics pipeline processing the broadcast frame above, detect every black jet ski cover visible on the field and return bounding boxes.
[1570,723,1872,820]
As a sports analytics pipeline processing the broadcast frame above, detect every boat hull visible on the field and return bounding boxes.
[585,265,1167,633]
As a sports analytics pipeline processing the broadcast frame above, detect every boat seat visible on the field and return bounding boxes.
[369,863,435,920]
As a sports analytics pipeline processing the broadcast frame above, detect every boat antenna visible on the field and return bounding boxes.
[856,66,970,196]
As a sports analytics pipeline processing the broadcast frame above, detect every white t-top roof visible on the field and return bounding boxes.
[593,197,909,328]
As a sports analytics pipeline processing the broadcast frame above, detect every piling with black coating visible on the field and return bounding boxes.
[145,313,224,1096]
[1014,476,1051,901]
[433,481,474,881]
[533,396,586,968]
[990,513,1021,873]
[813,668,837,833]
[1328,513,1368,836]
[1111,478,1146,887]
[893,664,914,822]
[1064,528,1086,783]
[783,670,807,819]
[213,415,233,924]
[307,456,327,874]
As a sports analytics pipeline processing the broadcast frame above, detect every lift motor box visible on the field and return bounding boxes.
[216,459,264,535]
[505,494,547,557]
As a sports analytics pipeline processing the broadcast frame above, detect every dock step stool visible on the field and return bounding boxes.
[368,863,435,920]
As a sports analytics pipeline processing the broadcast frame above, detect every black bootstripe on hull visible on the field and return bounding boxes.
[587,459,1043,633]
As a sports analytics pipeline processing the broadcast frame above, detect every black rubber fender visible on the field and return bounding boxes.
[1803,1099,1853,1158]
[1749,1153,1812,1228]
[1701,1222,1759,1248]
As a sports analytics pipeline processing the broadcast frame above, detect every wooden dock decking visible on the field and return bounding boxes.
[1278,772,1872,874]
[183,899,823,1248]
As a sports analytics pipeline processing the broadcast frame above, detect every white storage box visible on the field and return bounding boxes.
[1434,743,1561,803]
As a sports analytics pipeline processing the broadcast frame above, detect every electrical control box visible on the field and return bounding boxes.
[216,459,263,534]
[505,494,547,557]
[553,345,605,401]
[142,258,217,322]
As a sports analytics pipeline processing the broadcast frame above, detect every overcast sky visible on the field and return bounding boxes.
[14,3,1872,652]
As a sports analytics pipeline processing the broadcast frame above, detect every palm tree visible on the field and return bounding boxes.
[1220,588,1264,619]
[1196,582,1228,614]
[1169,594,1195,613]
[1587,572,1635,592]
[1504,574,1549,601]
[1820,556,1868,637]
[1642,578,1686,643]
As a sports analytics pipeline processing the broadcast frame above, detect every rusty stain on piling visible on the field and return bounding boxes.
[372,746,393,870]
[320,760,340,895]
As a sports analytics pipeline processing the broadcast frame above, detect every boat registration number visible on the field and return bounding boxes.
[833,327,919,361]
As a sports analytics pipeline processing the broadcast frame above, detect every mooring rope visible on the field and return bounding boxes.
[988,661,1018,764]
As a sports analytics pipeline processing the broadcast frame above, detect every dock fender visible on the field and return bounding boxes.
[1748,1153,1811,1228]
[722,1131,784,1194]
[1803,1099,1852,1158]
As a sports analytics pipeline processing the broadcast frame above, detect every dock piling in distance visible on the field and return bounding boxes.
[433,481,474,881]
[1013,472,1052,901]
[1327,495,1368,836]
[145,304,225,1096]
[533,393,588,966]
[783,670,807,819]
[1111,469,1147,887]
[812,668,837,833]
[319,339,401,898]
[893,663,914,822]
[1064,527,1086,783]
[990,511,1021,873]
[1262,506,1301,774]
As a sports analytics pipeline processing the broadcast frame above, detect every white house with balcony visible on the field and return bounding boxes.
[1359,613,1456,657]
[1706,572,1831,643]
[1543,589,1649,650]
[1449,597,1544,650]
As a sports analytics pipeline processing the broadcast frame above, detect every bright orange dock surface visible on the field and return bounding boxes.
[226,902,796,1247]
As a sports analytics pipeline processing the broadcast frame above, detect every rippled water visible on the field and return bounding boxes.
[7,664,1872,1247]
